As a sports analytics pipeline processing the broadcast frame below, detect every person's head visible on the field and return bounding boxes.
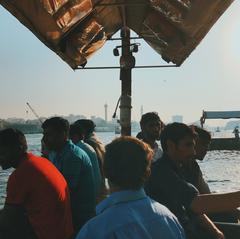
[73,119,96,139]
[104,136,153,191]
[69,123,84,144]
[160,122,196,163]
[42,117,69,151]
[140,112,162,142]
[192,125,211,161]
[0,128,27,169]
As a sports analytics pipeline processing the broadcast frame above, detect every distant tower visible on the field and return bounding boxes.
[140,105,143,118]
[104,103,108,122]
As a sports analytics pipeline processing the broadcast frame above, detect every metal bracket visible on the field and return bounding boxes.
[76,64,178,70]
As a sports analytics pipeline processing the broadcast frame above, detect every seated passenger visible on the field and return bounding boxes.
[0,128,73,239]
[145,123,240,239]
[76,136,186,239]
[183,125,240,223]
[69,123,102,197]
[42,117,95,232]
[182,125,211,194]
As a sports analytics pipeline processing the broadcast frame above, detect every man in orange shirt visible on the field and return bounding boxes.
[0,128,73,239]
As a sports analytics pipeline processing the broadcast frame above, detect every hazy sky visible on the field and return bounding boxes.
[1,2,240,125]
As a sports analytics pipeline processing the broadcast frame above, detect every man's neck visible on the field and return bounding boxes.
[165,152,182,167]
[55,141,68,153]
[14,153,27,168]
[143,138,156,149]
[108,181,122,193]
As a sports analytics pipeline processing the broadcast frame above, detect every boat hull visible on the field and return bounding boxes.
[209,138,240,150]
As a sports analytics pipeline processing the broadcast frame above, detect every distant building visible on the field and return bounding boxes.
[7,117,25,124]
[172,115,183,123]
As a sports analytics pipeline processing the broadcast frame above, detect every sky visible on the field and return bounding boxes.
[0,2,240,125]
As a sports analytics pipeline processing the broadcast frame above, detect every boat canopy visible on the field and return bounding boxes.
[200,110,240,127]
[0,0,234,69]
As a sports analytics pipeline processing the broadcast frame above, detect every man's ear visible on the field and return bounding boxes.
[71,135,79,144]
[144,166,151,180]
[63,131,68,141]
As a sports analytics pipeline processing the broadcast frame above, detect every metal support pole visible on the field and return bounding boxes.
[119,28,134,136]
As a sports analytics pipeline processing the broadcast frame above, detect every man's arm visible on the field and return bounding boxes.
[197,173,211,194]
[191,191,240,214]
[197,214,224,239]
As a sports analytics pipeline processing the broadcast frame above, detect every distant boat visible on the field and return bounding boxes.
[200,110,240,150]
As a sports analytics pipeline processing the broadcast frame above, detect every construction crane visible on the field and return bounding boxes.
[26,102,43,124]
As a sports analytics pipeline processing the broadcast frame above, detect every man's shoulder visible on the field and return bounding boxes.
[151,156,173,175]
[67,142,91,162]
[150,198,173,213]
[192,160,200,169]
[78,142,97,157]
[82,142,96,153]
[75,210,111,239]
[146,156,187,193]
[77,198,184,239]
[23,153,66,178]
[18,153,49,170]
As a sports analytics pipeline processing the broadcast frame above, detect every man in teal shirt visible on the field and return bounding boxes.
[42,117,96,232]
[70,123,102,198]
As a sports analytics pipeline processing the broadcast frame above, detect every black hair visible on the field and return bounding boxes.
[73,119,96,137]
[192,125,211,142]
[160,122,196,152]
[0,128,27,153]
[69,123,84,137]
[140,112,160,127]
[42,117,69,133]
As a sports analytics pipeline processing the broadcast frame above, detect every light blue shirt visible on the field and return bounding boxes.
[76,140,102,196]
[76,188,186,239]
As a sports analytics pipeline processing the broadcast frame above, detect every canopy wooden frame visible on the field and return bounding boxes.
[0,0,234,135]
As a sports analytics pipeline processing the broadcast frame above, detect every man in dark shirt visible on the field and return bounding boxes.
[183,126,240,222]
[182,125,211,194]
[145,123,240,239]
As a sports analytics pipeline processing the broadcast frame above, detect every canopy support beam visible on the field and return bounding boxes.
[119,27,133,136]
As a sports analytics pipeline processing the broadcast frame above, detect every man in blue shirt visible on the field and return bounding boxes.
[42,117,95,232]
[76,136,186,239]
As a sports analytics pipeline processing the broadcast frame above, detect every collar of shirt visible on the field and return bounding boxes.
[49,140,73,167]
[76,140,85,147]
[96,188,147,215]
